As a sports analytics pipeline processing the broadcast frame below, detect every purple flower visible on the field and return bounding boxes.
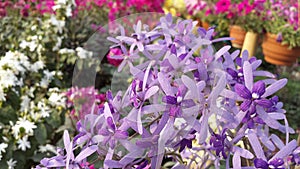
[276,32,283,43]
[162,84,195,117]
[36,14,296,169]
[235,80,272,111]
[174,130,196,152]
[209,129,229,159]
[254,158,285,169]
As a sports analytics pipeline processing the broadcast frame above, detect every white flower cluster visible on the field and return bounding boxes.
[0,142,8,160]
[0,51,50,101]
[0,51,30,101]
[0,51,66,156]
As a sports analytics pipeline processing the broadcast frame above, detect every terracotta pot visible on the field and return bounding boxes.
[262,33,300,66]
[229,25,246,48]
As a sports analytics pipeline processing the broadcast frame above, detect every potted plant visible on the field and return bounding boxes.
[226,0,265,49]
[262,0,300,66]
[185,0,230,36]
[34,14,300,169]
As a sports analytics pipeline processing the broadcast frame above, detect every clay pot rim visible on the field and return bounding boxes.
[264,32,300,49]
[229,25,245,31]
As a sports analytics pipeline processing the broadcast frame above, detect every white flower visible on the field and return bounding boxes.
[7,158,17,169]
[31,61,44,72]
[20,40,37,52]
[52,37,62,51]
[66,4,72,17]
[11,118,37,138]
[37,100,51,118]
[0,143,8,154]
[59,48,75,54]
[38,144,56,153]
[40,78,50,88]
[0,69,18,88]
[20,40,29,49]
[40,70,55,88]
[48,90,66,107]
[20,95,31,112]
[52,4,62,11]
[57,0,67,4]
[50,15,65,34]
[76,47,93,59]
[17,136,31,151]
[0,88,6,101]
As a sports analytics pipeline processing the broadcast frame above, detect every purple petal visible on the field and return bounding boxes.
[208,72,226,102]
[252,81,266,96]
[220,89,243,101]
[156,119,174,169]
[240,100,252,111]
[104,160,123,168]
[254,158,268,169]
[198,112,209,144]
[181,75,198,98]
[215,45,231,60]
[233,152,241,169]
[227,68,238,78]
[255,99,273,108]
[211,37,234,43]
[158,72,174,95]
[256,106,281,130]
[235,83,252,99]
[243,61,253,91]
[107,117,116,131]
[253,71,276,78]
[40,157,66,168]
[75,145,98,162]
[181,99,196,107]
[232,146,254,159]
[162,96,177,104]
[137,42,144,52]
[270,134,285,149]
[63,130,74,168]
[137,108,143,134]
[114,130,129,139]
[248,132,266,160]
[145,86,159,100]
[270,140,297,161]
[262,79,287,98]
[168,53,179,69]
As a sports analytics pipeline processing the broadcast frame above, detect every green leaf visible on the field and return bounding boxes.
[35,123,47,145]
[0,105,18,124]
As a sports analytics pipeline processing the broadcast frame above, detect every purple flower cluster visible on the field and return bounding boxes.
[36,14,300,169]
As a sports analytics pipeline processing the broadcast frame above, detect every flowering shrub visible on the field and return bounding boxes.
[185,0,230,37]
[0,0,103,168]
[0,0,166,168]
[264,0,300,48]
[35,14,300,169]
[226,0,265,33]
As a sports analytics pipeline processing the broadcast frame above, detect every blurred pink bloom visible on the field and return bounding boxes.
[215,0,231,14]
[65,87,106,121]
[107,48,123,67]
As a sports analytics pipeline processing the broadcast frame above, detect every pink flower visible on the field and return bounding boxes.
[80,162,95,169]
[65,87,106,121]
[205,9,212,16]
[215,0,231,14]
[107,48,123,67]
